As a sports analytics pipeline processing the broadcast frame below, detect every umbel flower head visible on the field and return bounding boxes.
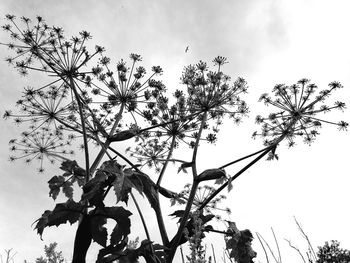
[8,127,74,173]
[1,14,103,79]
[141,91,204,147]
[172,183,231,219]
[253,79,348,147]
[3,85,76,133]
[126,138,170,172]
[141,58,249,148]
[181,57,249,124]
[87,53,165,126]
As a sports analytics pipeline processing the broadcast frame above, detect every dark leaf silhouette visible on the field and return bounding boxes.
[91,216,108,247]
[35,199,83,238]
[225,221,257,263]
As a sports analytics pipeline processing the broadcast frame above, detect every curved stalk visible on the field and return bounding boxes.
[131,192,152,241]
[198,146,273,211]
[219,145,273,169]
[69,77,90,182]
[167,112,208,262]
[156,136,176,186]
[89,103,125,174]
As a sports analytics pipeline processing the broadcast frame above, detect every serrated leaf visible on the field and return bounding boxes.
[133,172,159,209]
[94,206,131,246]
[34,210,51,239]
[60,160,85,177]
[113,169,132,204]
[225,221,257,263]
[48,175,65,200]
[214,175,226,185]
[34,200,83,238]
[82,171,109,207]
[91,216,108,247]
[62,181,74,199]
[48,199,82,226]
[97,240,128,263]
[100,160,123,174]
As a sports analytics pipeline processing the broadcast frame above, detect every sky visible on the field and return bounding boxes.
[0,0,349,262]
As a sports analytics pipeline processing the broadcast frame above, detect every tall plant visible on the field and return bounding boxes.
[1,15,347,263]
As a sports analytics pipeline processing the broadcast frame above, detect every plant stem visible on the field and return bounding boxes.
[89,103,125,174]
[180,246,185,263]
[156,136,176,186]
[69,77,90,182]
[154,196,170,247]
[211,244,217,263]
[198,146,273,211]
[131,192,151,240]
[167,112,208,262]
[219,145,273,169]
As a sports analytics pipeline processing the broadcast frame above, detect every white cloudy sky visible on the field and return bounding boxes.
[0,0,349,262]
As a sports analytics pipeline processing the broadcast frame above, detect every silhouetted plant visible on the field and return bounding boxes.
[35,243,65,263]
[316,240,350,263]
[1,15,348,263]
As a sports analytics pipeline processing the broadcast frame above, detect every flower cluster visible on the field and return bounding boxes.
[253,79,347,146]
[140,91,203,147]
[87,53,165,131]
[125,138,170,172]
[3,85,77,133]
[181,57,249,125]
[173,184,231,219]
[8,127,74,173]
[1,14,103,79]
[139,57,249,149]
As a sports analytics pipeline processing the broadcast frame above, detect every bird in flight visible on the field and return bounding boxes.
[185,46,189,53]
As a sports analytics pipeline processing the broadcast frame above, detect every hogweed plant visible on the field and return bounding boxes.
[1,15,348,263]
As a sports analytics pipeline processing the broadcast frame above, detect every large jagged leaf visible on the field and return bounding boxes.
[48,175,65,200]
[98,161,143,205]
[132,171,159,209]
[225,221,257,263]
[113,168,134,204]
[90,215,108,247]
[97,240,163,263]
[62,181,74,199]
[60,160,85,177]
[94,206,132,246]
[97,241,128,263]
[82,170,109,207]
[48,161,85,201]
[48,175,76,200]
[34,199,83,238]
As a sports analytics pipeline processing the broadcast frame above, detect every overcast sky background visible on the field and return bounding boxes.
[0,0,349,262]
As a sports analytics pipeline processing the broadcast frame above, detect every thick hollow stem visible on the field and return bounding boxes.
[72,215,92,263]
